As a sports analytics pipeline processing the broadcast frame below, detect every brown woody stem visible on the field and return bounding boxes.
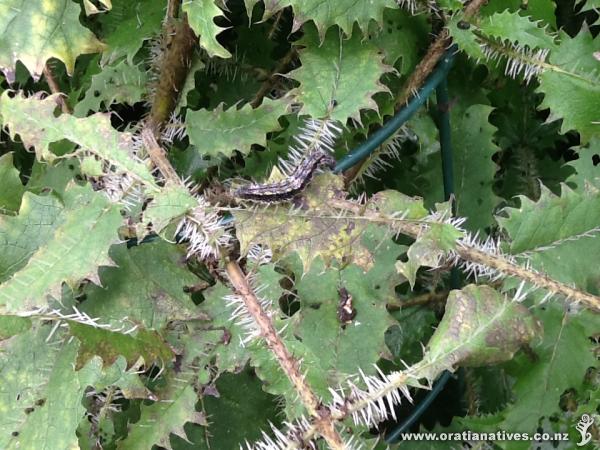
[225,260,346,449]
[395,0,488,106]
[140,128,182,185]
[43,64,72,114]
[147,16,196,131]
[327,198,600,312]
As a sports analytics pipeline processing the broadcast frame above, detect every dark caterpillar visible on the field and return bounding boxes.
[234,150,336,202]
[337,287,356,327]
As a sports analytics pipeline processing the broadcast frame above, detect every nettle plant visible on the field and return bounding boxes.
[0,0,598,449]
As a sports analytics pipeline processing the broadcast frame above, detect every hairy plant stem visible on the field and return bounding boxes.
[225,260,346,449]
[147,16,196,132]
[283,369,427,450]
[395,31,451,106]
[43,64,71,114]
[142,3,195,182]
[141,128,182,185]
[324,198,600,312]
[395,0,488,106]
[453,243,600,311]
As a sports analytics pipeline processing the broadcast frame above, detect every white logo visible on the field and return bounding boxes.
[575,414,594,447]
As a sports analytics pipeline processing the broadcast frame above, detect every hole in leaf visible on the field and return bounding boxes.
[593,154,600,166]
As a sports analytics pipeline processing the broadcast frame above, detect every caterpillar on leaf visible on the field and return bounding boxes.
[233,149,336,202]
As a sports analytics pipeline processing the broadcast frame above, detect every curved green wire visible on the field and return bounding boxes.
[384,76,458,444]
[334,48,456,173]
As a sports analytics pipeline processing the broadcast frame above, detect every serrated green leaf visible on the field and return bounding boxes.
[499,184,600,253]
[172,370,281,450]
[490,79,570,201]
[81,241,207,330]
[368,8,429,73]
[186,98,289,159]
[418,285,540,379]
[0,184,121,314]
[248,336,330,418]
[566,136,600,189]
[239,227,404,418]
[461,305,596,435]
[27,156,82,195]
[0,153,25,213]
[396,222,464,287]
[99,0,166,65]
[141,183,198,235]
[0,326,101,450]
[245,0,397,38]
[294,227,401,374]
[289,25,391,122]
[0,91,157,187]
[117,380,204,450]
[0,192,64,283]
[233,173,380,272]
[69,323,174,368]
[182,0,231,59]
[421,104,501,231]
[74,60,149,116]
[452,105,502,229]
[498,183,600,290]
[197,282,252,372]
[537,29,600,143]
[194,266,331,419]
[0,0,104,82]
[481,0,557,28]
[449,10,556,62]
[478,10,555,49]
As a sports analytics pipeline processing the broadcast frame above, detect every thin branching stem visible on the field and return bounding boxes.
[326,198,600,311]
[453,243,600,311]
[250,48,296,108]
